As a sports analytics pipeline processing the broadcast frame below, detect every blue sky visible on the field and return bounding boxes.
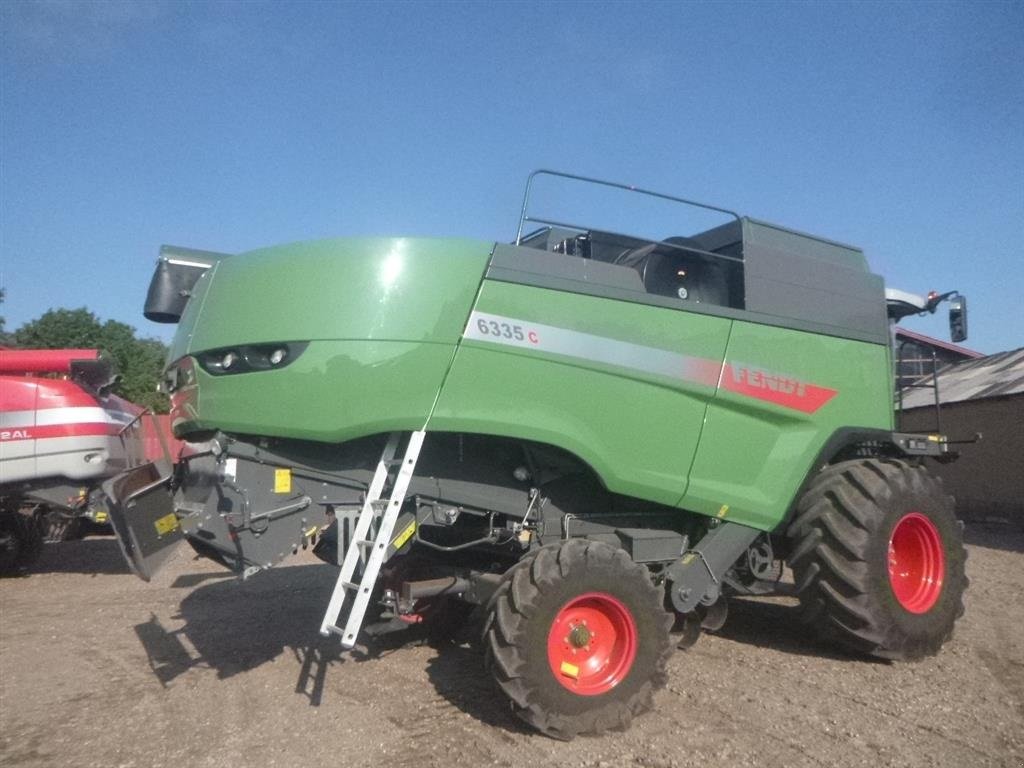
[2,0,1021,353]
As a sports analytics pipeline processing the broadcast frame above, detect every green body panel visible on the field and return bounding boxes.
[165,235,893,533]
[173,237,492,358]
[177,340,456,441]
[682,322,893,529]
[167,237,492,438]
[427,280,731,505]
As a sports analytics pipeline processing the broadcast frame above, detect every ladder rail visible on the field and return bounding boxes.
[318,432,401,638]
[319,430,427,649]
[341,430,425,647]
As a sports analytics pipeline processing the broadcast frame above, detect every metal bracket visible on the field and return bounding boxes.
[665,521,761,613]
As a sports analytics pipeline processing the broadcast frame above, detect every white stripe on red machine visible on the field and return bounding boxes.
[0,406,138,442]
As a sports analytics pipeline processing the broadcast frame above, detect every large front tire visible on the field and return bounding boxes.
[484,540,673,738]
[787,458,967,660]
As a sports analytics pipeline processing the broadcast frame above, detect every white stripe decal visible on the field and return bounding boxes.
[0,406,137,429]
[463,311,719,386]
[166,258,214,268]
[463,311,839,414]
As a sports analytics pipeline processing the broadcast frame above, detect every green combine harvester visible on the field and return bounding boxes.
[107,171,968,738]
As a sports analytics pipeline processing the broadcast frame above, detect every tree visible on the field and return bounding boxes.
[13,308,169,413]
[0,288,9,345]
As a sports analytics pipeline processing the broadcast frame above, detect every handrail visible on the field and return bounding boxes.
[119,409,174,468]
[515,169,743,245]
[896,341,942,433]
[520,214,745,265]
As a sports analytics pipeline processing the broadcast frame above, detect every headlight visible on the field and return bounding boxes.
[197,342,308,376]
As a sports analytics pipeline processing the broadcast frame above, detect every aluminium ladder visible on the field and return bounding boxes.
[319,430,426,648]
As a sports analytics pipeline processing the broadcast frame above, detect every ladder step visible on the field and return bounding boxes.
[320,430,426,649]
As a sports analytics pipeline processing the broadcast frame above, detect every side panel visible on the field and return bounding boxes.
[0,378,38,483]
[741,219,889,345]
[184,237,492,354]
[683,321,893,529]
[428,281,732,505]
[176,340,454,442]
[165,237,495,441]
[1,379,142,485]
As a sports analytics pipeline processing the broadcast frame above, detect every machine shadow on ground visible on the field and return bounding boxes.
[962,522,1024,554]
[423,643,530,733]
[134,564,345,689]
[130,559,881,731]
[708,597,866,662]
[27,537,131,576]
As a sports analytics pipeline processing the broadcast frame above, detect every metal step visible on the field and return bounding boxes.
[319,431,426,648]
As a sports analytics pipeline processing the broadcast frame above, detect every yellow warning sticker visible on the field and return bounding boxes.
[559,661,579,679]
[391,521,416,550]
[274,468,292,494]
[154,513,179,536]
[94,510,108,523]
[717,504,730,518]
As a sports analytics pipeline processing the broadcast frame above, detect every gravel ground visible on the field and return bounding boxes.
[1,524,1022,768]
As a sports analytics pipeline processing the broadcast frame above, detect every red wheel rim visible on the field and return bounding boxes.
[888,512,945,613]
[547,592,637,696]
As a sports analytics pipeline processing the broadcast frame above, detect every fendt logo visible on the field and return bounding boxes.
[723,362,838,414]
[729,364,809,397]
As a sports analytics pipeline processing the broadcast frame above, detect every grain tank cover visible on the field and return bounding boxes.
[144,245,231,323]
[0,348,117,392]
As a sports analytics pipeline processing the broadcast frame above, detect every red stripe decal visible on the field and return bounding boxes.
[721,364,838,414]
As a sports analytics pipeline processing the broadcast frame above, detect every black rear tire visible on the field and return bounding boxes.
[0,508,45,577]
[483,540,673,739]
[787,458,967,660]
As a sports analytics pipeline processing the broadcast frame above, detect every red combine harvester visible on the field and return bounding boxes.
[0,348,172,575]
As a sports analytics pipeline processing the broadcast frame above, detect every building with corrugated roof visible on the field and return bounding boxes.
[894,327,982,392]
[899,348,1024,526]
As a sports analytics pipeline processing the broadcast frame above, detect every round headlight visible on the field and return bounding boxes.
[222,352,239,369]
[269,348,287,365]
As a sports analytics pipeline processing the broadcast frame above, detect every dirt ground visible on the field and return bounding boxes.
[1,525,1022,768]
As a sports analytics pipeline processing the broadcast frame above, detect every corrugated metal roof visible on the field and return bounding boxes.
[900,347,1024,409]
[894,327,983,358]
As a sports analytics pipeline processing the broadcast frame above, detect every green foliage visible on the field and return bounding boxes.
[13,308,169,413]
[0,287,8,342]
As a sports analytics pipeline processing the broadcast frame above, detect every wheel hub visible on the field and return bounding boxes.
[568,623,592,648]
[547,592,638,696]
[888,512,945,614]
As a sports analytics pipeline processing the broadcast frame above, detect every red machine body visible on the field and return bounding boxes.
[0,349,175,574]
